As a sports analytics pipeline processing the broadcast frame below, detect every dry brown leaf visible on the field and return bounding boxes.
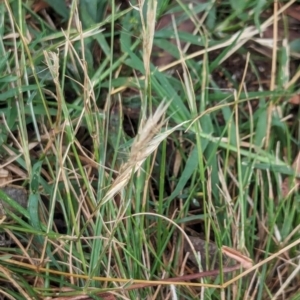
[52,293,116,300]
[51,289,116,300]
[182,235,253,271]
[283,3,300,22]
[222,246,253,269]
[31,0,49,13]
[289,94,300,105]
[0,169,12,186]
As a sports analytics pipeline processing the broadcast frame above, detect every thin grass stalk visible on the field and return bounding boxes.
[265,0,279,149]
[157,139,167,267]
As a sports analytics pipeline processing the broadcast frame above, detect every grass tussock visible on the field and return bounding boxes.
[0,0,299,299]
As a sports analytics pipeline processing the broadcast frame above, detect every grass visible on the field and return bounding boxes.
[0,0,299,299]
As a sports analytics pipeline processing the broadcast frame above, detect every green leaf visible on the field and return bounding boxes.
[0,189,29,219]
[168,146,199,202]
[290,39,300,53]
[28,193,41,230]
[254,101,267,146]
[43,0,69,20]
[0,75,18,83]
[0,255,13,260]
[79,0,106,28]
[30,161,43,194]
[0,85,41,101]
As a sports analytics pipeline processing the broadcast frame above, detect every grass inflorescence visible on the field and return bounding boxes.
[0,0,299,299]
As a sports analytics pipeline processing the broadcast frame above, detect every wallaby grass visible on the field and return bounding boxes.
[0,0,299,299]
